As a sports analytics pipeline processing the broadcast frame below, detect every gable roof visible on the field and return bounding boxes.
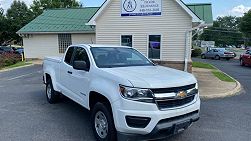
[17,7,99,34]
[187,3,213,24]
[87,0,202,25]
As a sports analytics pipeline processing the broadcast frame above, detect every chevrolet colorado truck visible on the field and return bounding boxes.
[43,44,200,141]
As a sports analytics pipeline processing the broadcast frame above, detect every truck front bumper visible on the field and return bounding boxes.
[117,111,199,141]
[112,95,200,140]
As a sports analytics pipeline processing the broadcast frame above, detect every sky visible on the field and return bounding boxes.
[0,0,251,19]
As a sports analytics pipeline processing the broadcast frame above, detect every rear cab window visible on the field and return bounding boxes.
[64,47,74,65]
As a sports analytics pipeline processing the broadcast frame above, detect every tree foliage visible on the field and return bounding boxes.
[5,0,34,44]
[199,16,244,47]
[239,10,251,45]
[30,0,82,17]
[214,16,241,29]
[0,0,82,45]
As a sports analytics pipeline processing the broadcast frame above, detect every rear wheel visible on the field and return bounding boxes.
[201,54,206,59]
[46,80,59,104]
[215,55,220,60]
[91,102,117,141]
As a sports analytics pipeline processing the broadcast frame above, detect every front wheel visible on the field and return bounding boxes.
[91,102,117,141]
[240,59,245,66]
[215,55,220,60]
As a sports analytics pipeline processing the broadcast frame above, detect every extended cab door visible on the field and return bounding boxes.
[69,47,91,107]
[60,47,75,95]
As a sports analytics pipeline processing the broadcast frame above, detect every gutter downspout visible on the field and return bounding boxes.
[184,22,206,72]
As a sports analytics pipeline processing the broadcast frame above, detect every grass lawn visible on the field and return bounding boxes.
[192,62,216,70]
[1,61,32,70]
[193,61,236,83]
[212,70,236,82]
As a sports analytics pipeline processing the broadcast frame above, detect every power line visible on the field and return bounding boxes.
[203,29,242,34]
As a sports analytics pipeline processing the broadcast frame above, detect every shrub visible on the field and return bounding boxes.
[0,53,21,68]
[192,48,202,57]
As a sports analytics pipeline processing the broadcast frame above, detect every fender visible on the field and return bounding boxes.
[43,66,60,92]
[88,78,121,110]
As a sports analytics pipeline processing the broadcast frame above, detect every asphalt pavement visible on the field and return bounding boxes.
[0,59,250,141]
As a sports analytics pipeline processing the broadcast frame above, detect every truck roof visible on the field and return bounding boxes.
[72,44,132,49]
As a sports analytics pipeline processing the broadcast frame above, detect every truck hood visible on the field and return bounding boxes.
[102,66,197,88]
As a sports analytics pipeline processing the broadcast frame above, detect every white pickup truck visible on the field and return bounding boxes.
[43,44,200,141]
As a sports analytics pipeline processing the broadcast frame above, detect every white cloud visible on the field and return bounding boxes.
[0,0,33,12]
[228,5,251,17]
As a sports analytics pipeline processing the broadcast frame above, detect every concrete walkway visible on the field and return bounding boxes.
[193,68,242,99]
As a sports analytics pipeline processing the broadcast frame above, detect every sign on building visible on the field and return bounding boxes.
[121,0,162,16]
[201,41,215,48]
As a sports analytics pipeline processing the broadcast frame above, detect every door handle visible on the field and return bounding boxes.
[67,71,72,74]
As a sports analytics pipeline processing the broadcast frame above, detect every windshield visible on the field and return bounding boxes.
[91,47,154,68]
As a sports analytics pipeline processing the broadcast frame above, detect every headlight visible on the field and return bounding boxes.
[119,85,154,103]
[187,83,199,96]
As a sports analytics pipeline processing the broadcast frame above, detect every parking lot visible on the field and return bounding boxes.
[0,59,251,141]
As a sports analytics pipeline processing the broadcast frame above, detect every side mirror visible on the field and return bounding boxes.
[73,61,89,71]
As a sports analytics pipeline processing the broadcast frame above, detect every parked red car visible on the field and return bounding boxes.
[240,50,251,66]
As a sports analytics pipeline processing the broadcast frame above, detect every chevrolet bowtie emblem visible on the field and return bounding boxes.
[176,91,187,99]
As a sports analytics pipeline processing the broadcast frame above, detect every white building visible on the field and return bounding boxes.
[17,0,213,72]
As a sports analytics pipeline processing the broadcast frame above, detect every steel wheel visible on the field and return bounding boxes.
[95,111,108,139]
[46,84,52,100]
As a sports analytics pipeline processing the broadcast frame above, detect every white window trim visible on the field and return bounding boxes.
[120,34,134,47]
[147,34,162,60]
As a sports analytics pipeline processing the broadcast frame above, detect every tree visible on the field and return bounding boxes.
[5,0,34,44]
[0,7,8,44]
[214,16,241,29]
[199,16,244,47]
[240,10,251,45]
[30,0,82,17]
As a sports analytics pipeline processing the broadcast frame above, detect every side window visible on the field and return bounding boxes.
[64,47,74,65]
[121,35,133,47]
[73,47,90,69]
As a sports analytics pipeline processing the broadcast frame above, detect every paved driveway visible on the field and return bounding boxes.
[0,61,250,141]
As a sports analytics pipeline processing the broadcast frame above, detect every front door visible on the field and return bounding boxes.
[70,47,91,107]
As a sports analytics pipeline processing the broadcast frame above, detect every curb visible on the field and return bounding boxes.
[199,68,242,99]
[0,64,34,73]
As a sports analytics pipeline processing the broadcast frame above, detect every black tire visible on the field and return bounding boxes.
[240,59,245,66]
[46,80,59,104]
[91,102,117,141]
[215,55,220,60]
[201,54,206,59]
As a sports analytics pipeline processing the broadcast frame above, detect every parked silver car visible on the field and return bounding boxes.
[201,48,236,60]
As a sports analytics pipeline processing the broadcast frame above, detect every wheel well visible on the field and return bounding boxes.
[45,73,51,84]
[89,91,112,111]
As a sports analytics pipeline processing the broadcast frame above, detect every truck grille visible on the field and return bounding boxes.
[156,95,195,109]
[151,83,197,110]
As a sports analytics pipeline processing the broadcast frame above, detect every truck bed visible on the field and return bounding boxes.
[44,56,62,63]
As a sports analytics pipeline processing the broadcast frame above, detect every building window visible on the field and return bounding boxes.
[121,35,132,47]
[148,35,161,59]
[58,34,72,53]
